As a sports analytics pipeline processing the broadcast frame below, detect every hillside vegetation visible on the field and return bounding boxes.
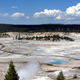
[0,24,80,32]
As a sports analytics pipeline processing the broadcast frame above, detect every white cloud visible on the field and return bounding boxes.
[55,15,63,20]
[66,3,80,15]
[11,12,25,20]
[12,6,17,8]
[26,16,29,19]
[3,13,9,17]
[65,3,80,21]
[33,3,80,23]
[0,13,9,17]
[0,12,29,20]
[33,9,63,19]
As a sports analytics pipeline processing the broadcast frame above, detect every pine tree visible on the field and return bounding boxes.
[56,71,65,80]
[18,34,21,40]
[4,61,19,80]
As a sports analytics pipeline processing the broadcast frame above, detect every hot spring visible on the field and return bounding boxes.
[42,58,69,65]
[49,60,68,65]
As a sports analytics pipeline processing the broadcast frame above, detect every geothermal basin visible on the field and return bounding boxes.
[0,33,80,80]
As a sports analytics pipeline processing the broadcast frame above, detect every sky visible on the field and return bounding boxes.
[0,0,80,24]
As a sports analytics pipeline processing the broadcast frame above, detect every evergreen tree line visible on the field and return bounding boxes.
[16,34,74,41]
[1,24,80,32]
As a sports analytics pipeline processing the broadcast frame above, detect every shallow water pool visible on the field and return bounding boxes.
[49,60,68,65]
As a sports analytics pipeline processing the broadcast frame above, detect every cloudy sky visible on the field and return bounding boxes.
[0,0,80,24]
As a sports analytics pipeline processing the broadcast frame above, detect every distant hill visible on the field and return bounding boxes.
[0,24,80,32]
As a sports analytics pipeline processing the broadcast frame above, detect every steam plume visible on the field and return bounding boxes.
[17,61,39,80]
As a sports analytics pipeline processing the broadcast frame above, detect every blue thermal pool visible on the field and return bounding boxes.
[49,60,68,65]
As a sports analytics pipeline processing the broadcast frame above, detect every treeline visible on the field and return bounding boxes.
[0,24,80,32]
[16,34,74,41]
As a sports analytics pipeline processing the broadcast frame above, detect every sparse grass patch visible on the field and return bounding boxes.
[46,70,56,72]
[72,66,80,69]
[72,74,77,79]
[46,63,53,66]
